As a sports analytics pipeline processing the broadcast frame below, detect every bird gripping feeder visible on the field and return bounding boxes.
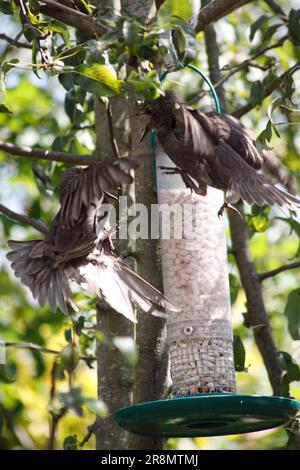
[114,65,300,438]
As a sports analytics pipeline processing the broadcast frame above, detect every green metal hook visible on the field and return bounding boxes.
[159,63,221,114]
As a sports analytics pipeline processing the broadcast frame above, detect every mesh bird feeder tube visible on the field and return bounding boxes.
[114,66,300,437]
[156,153,236,396]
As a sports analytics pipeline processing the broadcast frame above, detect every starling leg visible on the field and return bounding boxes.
[158,166,203,194]
[102,235,115,252]
[218,202,243,219]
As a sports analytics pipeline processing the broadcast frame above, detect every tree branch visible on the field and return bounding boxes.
[215,34,288,91]
[233,60,300,118]
[229,206,283,395]
[196,0,251,33]
[0,140,95,165]
[258,261,300,282]
[0,33,31,49]
[0,203,48,234]
[38,0,109,37]
[4,341,95,363]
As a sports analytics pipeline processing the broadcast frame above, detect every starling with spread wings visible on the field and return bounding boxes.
[141,91,300,216]
[7,159,178,322]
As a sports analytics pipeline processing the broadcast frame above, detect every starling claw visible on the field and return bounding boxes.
[218,202,243,219]
[158,166,200,194]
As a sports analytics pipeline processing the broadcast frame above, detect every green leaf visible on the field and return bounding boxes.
[249,15,270,42]
[276,217,300,257]
[59,387,84,416]
[288,9,300,46]
[282,73,296,101]
[45,21,71,48]
[64,328,73,343]
[84,398,108,418]
[0,1,13,15]
[233,335,246,372]
[250,80,265,105]
[0,363,17,384]
[63,435,78,450]
[0,104,11,113]
[284,288,300,340]
[59,343,80,373]
[127,70,163,100]
[123,18,140,45]
[247,205,271,232]
[113,336,138,367]
[76,64,123,96]
[256,120,274,150]
[74,316,85,336]
[229,273,240,305]
[171,18,196,63]
[277,351,300,395]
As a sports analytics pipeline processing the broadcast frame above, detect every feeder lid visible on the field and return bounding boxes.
[114,393,300,438]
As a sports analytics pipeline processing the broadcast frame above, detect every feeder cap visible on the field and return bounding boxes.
[114,393,300,438]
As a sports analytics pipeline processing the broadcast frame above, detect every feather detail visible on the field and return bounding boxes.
[72,253,180,323]
[7,239,73,314]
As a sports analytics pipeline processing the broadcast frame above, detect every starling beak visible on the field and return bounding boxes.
[7,159,179,320]
[143,91,300,212]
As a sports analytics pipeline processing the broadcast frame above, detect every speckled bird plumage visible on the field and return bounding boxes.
[7,159,179,321]
[142,91,300,211]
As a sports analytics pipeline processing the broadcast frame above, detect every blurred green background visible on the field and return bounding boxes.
[0,0,299,450]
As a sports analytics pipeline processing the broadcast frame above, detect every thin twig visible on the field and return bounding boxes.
[233,60,300,118]
[19,0,49,65]
[3,341,96,363]
[0,203,48,234]
[79,419,99,448]
[215,35,288,91]
[258,261,300,281]
[48,360,67,450]
[0,33,31,49]
[106,102,120,160]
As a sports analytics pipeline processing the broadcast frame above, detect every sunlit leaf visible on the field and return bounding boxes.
[113,336,138,367]
[77,64,123,96]
[84,398,108,418]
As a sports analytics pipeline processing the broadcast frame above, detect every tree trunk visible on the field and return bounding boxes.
[94,93,134,449]
[94,0,167,450]
[124,0,168,451]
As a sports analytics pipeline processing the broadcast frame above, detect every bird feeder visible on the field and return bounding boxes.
[114,66,300,438]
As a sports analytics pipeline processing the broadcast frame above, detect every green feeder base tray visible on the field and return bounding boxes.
[114,394,300,438]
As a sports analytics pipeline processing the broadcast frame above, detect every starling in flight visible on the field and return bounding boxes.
[7,159,178,322]
[141,91,300,216]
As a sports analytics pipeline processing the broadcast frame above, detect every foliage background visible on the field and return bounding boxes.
[0,0,299,450]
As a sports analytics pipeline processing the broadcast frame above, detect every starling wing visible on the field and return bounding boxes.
[216,140,300,207]
[7,159,137,315]
[68,252,180,323]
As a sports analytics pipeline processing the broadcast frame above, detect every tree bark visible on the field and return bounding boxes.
[123,0,168,451]
[93,35,134,449]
